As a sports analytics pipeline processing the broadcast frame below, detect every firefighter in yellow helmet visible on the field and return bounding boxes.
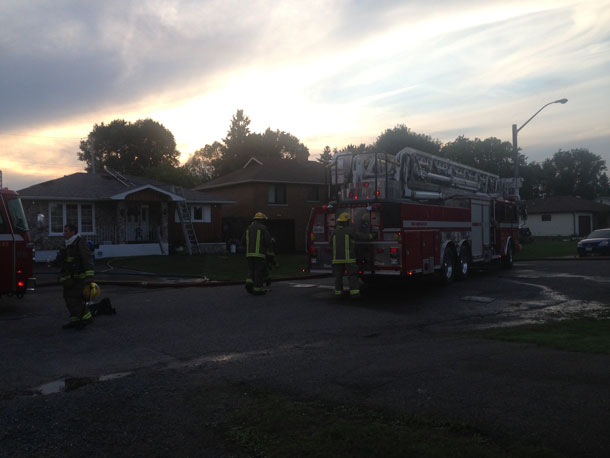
[57,223,95,328]
[241,212,274,295]
[331,212,373,298]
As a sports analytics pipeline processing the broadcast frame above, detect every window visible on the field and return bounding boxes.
[49,202,95,235]
[541,214,552,222]
[191,205,211,222]
[268,184,287,204]
[174,205,211,223]
[307,185,320,202]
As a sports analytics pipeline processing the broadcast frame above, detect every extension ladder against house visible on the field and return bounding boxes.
[173,186,200,255]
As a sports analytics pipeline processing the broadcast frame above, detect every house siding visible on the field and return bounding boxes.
[528,212,594,237]
[202,182,327,252]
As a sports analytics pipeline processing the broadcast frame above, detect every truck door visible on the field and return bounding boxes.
[0,201,15,293]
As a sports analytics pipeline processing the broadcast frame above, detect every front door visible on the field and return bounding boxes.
[126,205,150,242]
[578,215,591,237]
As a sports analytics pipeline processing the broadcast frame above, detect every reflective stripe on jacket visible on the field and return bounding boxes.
[332,224,370,264]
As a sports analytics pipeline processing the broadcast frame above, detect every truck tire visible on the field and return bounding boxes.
[439,247,456,284]
[456,244,471,280]
[502,243,513,269]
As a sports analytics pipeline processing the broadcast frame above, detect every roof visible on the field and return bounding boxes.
[194,157,326,191]
[17,171,234,204]
[525,195,610,214]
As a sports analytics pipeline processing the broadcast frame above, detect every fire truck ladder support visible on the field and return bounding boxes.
[173,186,200,255]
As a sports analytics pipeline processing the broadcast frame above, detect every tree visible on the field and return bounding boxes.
[317,146,333,165]
[78,118,179,176]
[440,136,519,177]
[538,148,608,199]
[207,109,311,177]
[374,124,441,155]
[143,163,201,188]
[184,141,224,182]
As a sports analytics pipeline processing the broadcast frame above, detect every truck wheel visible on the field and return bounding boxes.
[502,243,513,269]
[439,247,456,284]
[456,244,471,280]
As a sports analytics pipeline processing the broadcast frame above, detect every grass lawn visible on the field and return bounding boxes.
[515,237,578,260]
[468,318,610,354]
[105,252,311,281]
[216,384,562,458]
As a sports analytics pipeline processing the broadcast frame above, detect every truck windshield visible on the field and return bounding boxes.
[6,197,29,231]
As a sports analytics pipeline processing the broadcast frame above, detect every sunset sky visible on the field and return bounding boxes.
[1,0,609,191]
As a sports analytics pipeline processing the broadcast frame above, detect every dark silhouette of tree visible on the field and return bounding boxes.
[317,146,333,165]
[78,118,179,176]
[374,124,441,155]
[537,148,608,199]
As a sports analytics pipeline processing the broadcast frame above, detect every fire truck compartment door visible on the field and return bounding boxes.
[471,202,490,257]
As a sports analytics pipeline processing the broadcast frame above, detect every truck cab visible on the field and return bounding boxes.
[0,188,36,297]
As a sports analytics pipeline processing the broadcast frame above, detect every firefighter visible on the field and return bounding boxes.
[241,212,273,295]
[58,223,95,329]
[331,212,372,298]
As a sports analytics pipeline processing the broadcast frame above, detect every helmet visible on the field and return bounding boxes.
[254,212,268,220]
[336,212,350,222]
[83,282,100,301]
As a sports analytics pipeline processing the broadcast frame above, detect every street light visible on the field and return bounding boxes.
[512,98,568,200]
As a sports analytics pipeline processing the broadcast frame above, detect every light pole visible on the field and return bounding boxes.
[512,98,568,200]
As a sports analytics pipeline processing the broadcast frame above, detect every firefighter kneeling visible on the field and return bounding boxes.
[331,212,373,298]
[242,212,274,295]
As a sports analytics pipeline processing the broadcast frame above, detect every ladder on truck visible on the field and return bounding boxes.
[395,147,503,199]
[173,186,200,255]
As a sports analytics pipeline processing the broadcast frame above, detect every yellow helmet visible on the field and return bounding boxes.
[83,282,100,301]
[254,212,268,220]
[336,212,350,222]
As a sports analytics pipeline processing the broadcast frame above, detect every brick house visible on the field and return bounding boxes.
[18,170,234,261]
[193,158,327,252]
[525,195,610,237]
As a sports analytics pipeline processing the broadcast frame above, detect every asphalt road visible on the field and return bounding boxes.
[1,260,609,457]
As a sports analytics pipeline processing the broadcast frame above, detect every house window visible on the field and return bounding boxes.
[541,214,552,222]
[49,203,95,235]
[174,205,211,223]
[268,184,287,204]
[191,205,211,222]
[307,185,320,202]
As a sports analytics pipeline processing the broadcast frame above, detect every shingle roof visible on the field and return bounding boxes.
[525,195,610,213]
[17,171,233,204]
[194,158,326,191]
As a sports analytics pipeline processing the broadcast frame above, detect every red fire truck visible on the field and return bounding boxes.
[306,147,520,283]
[0,186,36,297]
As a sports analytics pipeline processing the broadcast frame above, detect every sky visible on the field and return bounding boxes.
[1,0,609,191]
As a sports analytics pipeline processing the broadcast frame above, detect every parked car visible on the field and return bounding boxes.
[577,228,610,257]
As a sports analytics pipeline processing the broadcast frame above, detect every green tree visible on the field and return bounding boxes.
[317,146,333,165]
[78,118,179,176]
[142,163,201,188]
[440,136,519,177]
[184,141,224,181]
[374,124,441,155]
[538,148,607,199]
[250,128,310,161]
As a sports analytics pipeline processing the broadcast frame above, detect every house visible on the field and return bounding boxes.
[525,196,610,237]
[193,158,327,252]
[18,170,234,261]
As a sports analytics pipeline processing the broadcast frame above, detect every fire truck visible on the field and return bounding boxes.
[0,186,36,298]
[306,147,520,283]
